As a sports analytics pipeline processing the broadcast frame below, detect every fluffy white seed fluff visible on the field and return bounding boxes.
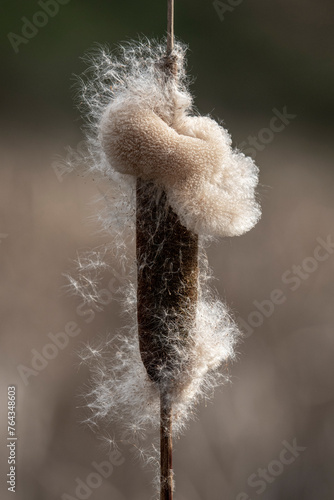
[81,257,239,439]
[99,54,260,237]
[68,39,260,466]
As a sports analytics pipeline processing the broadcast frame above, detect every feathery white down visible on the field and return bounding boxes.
[99,89,260,237]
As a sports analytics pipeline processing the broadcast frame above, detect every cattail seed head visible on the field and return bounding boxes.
[68,38,260,454]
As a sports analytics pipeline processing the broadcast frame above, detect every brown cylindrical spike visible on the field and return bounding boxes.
[136,180,198,386]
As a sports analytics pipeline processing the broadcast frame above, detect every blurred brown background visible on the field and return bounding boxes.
[1,1,334,499]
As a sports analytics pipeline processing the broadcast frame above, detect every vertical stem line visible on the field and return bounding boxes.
[160,391,173,500]
[167,0,174,55]
[162,5,174,498]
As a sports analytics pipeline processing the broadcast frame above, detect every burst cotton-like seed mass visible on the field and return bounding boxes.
[99,46,260,237]
[69,39,260,450]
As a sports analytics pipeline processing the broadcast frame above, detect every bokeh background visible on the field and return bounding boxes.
[1,1,334,499]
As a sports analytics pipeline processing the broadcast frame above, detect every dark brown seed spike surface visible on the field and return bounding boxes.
[136,179,198,386]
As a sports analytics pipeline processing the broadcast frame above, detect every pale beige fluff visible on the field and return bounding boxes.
[99,79,260,237]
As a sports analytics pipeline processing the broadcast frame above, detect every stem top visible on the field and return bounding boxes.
[167,0,174,56]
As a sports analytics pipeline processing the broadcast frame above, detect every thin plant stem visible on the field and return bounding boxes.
[161,3,174,499]
[167,0,174,56]
[160,391,173,500]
